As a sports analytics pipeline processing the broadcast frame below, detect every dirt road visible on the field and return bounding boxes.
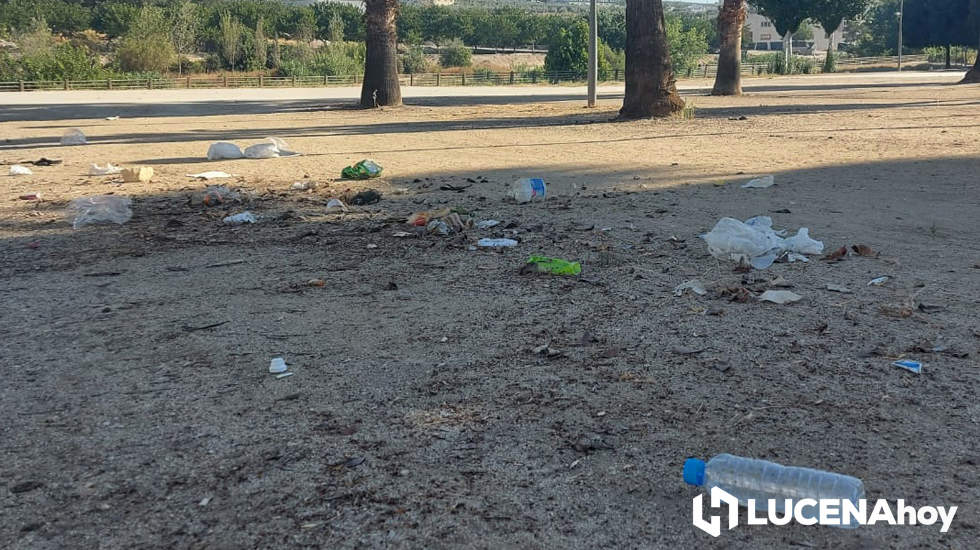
[1,72,978,548]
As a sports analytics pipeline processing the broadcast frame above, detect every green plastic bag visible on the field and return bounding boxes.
[341,159,383,180]
[526,255,582,276]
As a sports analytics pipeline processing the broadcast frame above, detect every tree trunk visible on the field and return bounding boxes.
[618,0,684,119]
[945,44,951,69]
[361,0,402,108]
[712,0,746,96]
[823,32,835,73]
[963,31,980,83]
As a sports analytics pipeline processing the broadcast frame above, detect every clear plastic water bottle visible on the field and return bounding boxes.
[684,454,865,527]
[511,178,546,203]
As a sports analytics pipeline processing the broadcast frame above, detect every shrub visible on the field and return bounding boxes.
[401,44,428,74]
[276,41,364,76]
[665,15,708,76]
[1,42,106,81]
[439,38,471,68]
[116,36,176,73]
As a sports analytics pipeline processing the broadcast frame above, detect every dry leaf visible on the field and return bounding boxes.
[822,246,848,261]
[851,244,878,257]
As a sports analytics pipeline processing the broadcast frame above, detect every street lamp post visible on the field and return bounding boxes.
[587,0,597,107]
[897,0,904,71]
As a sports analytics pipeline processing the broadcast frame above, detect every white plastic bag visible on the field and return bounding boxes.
[9,165,32,176]
[60,128,87,145]
[243,137,300,159]
[207,142,244,160]
[223,211,256,224]
[66,196,132,229]
[702,216,823,269]
[89,163,123,175]
[741,175,775,188]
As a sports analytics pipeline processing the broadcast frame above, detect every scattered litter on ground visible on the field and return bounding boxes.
[350,189,382,205]
[197,185,239,206]
[223,211,256,224]
[89,163,123,176]
[740,175,775,188]
[440,184,471,192]
[121,166,153,183]
[511,177,546,203]
[206,142,244,160]
[702,216,823,269]
[523,256,582,275]
[852,244,878,257]
[291,181,316,191]
[826,284,853,293]
[407,208,471,233]
[18,193,41,200]
[9,165,32,175]
[674,279,708,296]
[769,276,793,288]
[307,279,325,287]
[105,116,120,121]
[477,238,518,248]
[188,171,233,180]
[476,220,501,230]
[269,357,288,374]
[392,231,412,238]
[66,195,132,229]
[243,137,300,159]
[868,276,890,286]
[326,198,348,213]
[892,360,922,374]
[823,246,848,261]
[276,372,294,379]
[341,159,383,179]
[60,128,87,146]
[25,157,61,166]
[757,290,802,304]
[785,253,809,263]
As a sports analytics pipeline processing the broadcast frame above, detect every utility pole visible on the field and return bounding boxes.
[897,0,904,71]
[587,0,597,107]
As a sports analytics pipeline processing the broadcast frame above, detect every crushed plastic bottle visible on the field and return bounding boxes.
[66,196,133,229]
[511,178,546,203]
[684,454,865,528]
[341,159,383,179]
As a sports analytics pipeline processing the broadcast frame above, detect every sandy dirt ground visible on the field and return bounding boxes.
[1,72,978,548]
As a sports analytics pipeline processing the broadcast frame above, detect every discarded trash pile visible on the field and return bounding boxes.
[702,216,823,269]
[66,196,133,229]
[341,159,383,180]
[206,138,300,160]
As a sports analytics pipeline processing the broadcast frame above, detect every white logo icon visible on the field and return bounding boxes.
[692,487,740,537]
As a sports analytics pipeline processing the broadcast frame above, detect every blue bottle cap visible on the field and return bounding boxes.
[683,458,706,486]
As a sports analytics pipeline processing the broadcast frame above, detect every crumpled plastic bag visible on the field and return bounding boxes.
[89,163,123,175]
[60,128,87,146]
[9,165,32,175]
[207,142,244,160]
[702,216,823,269]
[66,195,132,229]
[243,137,299,159]
[341,159,383,179]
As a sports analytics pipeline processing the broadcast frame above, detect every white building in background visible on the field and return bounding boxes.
[744,8,846,53]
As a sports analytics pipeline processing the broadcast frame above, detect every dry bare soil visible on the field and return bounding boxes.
[1,74,979,549]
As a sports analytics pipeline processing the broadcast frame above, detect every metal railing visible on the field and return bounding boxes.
[0,55,937,93]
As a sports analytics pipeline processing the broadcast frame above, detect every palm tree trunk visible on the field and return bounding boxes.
[712,0,746,96]
[361,0,402,107]
[619,0,684,119]
[962,32,980,83]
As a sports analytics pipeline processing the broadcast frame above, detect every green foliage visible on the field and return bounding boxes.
[851,0,901,56]
[747,52,816,74]
[0,41,107,81]
[666,15,709,75]
[116,6,175,73]
[401,44,429,74]
[0,0,91,35]
[254,17,267,70]
[439,38,471,68]
[276,41,364,77]
[545,20,589,78]
[218,10,243,69]
[93,2,140,40]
